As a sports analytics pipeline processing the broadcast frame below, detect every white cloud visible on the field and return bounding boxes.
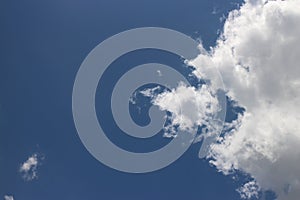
[19,153,42,181]
[157,70,162,77]
[4,195,14,200]
[151,82,220,139]
[140,86,162,98]
[187,0,300,199]
[237,181,260,199]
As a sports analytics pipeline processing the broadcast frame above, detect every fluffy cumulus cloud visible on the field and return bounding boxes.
[152,82,219,135]
[4,195,14,200]
[185,0,300,199]
[19,153,43,181]
[139,82,221,139]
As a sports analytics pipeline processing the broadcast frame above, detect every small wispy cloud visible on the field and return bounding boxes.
[140,86,162,98]
[211,7,219,15]
[4,195,14,200]
[157,70,162,77]
[19,153,43,181]
[237,181,260,200]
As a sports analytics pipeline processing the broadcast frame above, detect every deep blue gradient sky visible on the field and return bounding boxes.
[0,0,260,199]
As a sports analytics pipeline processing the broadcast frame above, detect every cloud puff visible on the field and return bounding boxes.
[19,153,43,181]
[153,83,219,132]
[237,181,260,199]
[188,0,300,199]
[4,195,14,200]
[148,82,220,140]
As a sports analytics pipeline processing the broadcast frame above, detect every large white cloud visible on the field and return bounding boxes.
[187,0,300,199]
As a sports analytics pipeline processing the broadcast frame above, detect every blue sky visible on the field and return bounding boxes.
[1,0,284,199]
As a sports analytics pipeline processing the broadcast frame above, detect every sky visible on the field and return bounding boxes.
[1,0,300,200]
